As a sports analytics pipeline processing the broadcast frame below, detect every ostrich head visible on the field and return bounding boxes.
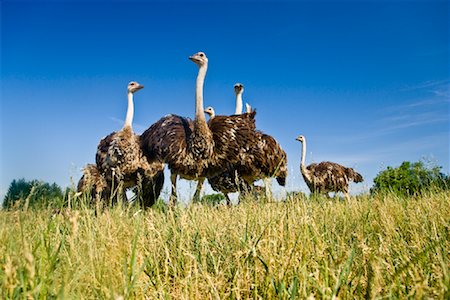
[128,81,144,93]
[189,51,208,67]
[296,135,305,143]
[234,83,244,94]
[204,106,215,118]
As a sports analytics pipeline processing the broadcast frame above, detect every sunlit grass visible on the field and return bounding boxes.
[1,191,449,298]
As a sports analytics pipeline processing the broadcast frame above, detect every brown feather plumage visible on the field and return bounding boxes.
[207,130,287,197]
[141,114,212,180]
[95,126,164,206]
[141,111,259,180]
[77,164,108,202]
[304,161,363,195]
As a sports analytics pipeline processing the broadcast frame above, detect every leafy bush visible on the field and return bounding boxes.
[371,161,449,196]
[197,193,226,205]
[3,178,64,209]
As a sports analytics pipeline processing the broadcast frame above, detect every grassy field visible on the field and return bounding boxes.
[1,191,449,299]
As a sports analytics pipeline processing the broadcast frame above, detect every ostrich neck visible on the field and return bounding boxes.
[195,65,208,123]
[235,93,243,114]
[300,139,309,176]
[124,92,134,129]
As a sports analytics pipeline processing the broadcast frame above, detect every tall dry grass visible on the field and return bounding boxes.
[1,191,449,298]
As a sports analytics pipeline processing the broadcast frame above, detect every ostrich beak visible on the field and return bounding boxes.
[189,55,201,63]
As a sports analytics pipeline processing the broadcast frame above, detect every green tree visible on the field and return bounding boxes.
[371,161,449,196]
[3,178,64,209]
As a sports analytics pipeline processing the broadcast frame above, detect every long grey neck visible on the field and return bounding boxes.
[195,64,208,122]
[124,91,134,128]
[235,92,243,114]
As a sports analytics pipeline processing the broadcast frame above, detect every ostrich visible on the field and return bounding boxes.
[295,135,363,201]
[203,105,253,203]
[206,83,288,203]
[77,164,108,202]
[140,52,258,205]
[95,81,165,207]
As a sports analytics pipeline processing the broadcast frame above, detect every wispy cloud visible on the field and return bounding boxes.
[380,111,449,132]
[108,117,148,133]
[320,131,449,166]
[320,110,448,144]
[399,79,450,92]
[376,79,450,136]
[404,97,449,108]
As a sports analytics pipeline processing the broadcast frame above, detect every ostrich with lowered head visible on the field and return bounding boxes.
[77,164,108,203]
[296,134,363,200]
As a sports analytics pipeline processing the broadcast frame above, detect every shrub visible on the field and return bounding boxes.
[371,161,449,196]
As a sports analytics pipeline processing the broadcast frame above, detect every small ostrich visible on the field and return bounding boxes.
[296,135,363,200]
[140,52,258,205]
[77,164,108,202]
[95,81,165,207]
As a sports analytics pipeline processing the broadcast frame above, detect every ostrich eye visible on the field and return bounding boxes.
[199,53,204,57]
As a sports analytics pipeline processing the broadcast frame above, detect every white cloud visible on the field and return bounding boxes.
[399,79,450,92]
[108,117,148,134]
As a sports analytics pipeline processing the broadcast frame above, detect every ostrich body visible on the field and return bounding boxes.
[94,82,165,207]
[296,135,363,200]
[207,83,288,203]
[140,52,258,204]
[203,104,255,201]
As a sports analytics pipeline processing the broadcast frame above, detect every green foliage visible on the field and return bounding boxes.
[3,178,64,209]
[372,161,449,196]
[196,193,226,205]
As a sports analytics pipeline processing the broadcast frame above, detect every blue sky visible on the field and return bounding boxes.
[1,0,449,201]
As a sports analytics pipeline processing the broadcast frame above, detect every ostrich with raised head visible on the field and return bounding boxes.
[94,81,164,207]
[206,83,288,203]
[140,52,258,204]
[296,134,363,200]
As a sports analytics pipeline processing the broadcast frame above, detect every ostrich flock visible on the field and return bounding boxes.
[77,52,363,207]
